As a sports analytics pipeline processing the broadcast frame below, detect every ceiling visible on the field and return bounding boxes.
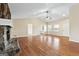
[8,3,74,22]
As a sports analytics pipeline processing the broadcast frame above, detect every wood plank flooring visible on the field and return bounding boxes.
[16,35,79,56]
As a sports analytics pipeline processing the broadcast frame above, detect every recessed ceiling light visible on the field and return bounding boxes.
[62,14,66,16]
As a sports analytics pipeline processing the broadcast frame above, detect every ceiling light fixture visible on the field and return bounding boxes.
[45,10,52,21]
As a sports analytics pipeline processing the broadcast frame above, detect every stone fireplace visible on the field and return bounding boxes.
[0,18,12,49]
[0,3,20,56]
[0,19,20,56]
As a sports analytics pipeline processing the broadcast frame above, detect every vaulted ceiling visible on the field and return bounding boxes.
[8,3,74,22]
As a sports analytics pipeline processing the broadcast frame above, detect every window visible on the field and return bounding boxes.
[41,25,47,33]
[48,25,52,31]
[54,24,59,29]
[41,24,52,33]
[53,24,60,32]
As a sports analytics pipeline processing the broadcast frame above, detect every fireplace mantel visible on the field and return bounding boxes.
[0,18,12,27]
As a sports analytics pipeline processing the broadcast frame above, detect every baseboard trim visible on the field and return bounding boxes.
[70,40,79,43]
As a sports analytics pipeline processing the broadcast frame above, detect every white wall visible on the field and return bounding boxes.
[11,18,45,38]
[0,18,12,26]
[11,17,70,38]
[70,4,79,42]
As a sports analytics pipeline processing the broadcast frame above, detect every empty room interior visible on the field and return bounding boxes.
[0,3,79,56]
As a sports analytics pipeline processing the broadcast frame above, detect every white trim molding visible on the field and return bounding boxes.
[69,39,79,43]
[0,18,12,27]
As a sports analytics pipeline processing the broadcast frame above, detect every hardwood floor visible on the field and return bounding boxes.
[16,35,79,56]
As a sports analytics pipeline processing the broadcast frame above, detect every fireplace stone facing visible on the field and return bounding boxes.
[0,3,20,56]
[0,3,11,19]
[0,26,5,53]
[0,25,20,56]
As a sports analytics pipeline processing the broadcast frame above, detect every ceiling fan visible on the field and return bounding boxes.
[33,3,70,22]
[33,4,54,22]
